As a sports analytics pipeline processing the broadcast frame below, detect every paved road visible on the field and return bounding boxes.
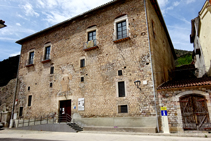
[0,129,210,141]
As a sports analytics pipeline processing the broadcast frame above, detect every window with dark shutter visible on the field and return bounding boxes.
[80,59,85,68]
[118,105,128,113]
[19,107,23,117]
[50,67,54,74]
[50,83,53,87]
[81,77,84,82]
[118,70,122,76]
[118,81,125,97]
[28,95,32,106]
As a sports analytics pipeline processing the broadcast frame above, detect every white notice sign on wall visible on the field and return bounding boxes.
[78,98,84,111]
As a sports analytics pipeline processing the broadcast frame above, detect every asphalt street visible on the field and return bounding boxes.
[0,129,210,141]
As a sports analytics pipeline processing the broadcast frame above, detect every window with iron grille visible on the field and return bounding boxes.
[28,52,34,65]
[80,59,85,68]
[44,46,51,60]
[118,105,128,113]
[81,77,84,82]
[117,20,127,39]
[118,81,125,97]
[28,95,32,106]
[19,107,23,117]
[50,66,54,74]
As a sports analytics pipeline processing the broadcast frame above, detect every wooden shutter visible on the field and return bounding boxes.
[19,107,23,117]
[50,67,54,74]
[180,96,197,130]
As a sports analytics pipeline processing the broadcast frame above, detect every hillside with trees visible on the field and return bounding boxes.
[0,55,19,87]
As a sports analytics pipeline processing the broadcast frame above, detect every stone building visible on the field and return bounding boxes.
[156,0,211,133]
[15,0,176,132]
[158,77,211,132]
[191,0,211,77]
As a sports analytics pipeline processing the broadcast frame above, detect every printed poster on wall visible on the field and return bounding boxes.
[78,98,84,111]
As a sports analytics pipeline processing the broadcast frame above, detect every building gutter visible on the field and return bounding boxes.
[9,55,20,128]
[144,0,160,133]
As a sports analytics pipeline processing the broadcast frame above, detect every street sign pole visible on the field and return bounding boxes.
[161,107,170,133]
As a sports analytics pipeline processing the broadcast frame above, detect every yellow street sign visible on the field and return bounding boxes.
[161,107,167,110]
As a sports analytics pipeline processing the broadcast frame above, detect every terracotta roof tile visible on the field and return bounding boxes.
[157,77,211,90]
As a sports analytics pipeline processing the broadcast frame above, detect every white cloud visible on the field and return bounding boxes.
[21,2,39,17]
[39,0,111,24]
[0,37,18,41]
[157,0,169,8]
[10,52,20,57]
[173,1,180,7]
[186,0,196,4]
[16,23,21,26]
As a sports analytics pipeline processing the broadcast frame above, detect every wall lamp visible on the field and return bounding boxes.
[134,80,141,90]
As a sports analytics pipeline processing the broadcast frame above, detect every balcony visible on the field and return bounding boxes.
[84,39,99,51]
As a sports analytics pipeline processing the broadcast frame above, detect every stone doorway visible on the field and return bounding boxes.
[180,94,211,131]
[59,100,71,122]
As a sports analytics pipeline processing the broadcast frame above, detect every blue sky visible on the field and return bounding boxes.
[0,0,206,61]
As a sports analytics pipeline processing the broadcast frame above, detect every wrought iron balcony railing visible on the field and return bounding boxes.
[83,39,99,51]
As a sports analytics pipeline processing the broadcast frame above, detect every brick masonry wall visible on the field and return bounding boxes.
[158,87,211,132]
[15,0,159,119]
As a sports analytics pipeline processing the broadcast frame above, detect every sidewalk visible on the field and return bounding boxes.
[81,130,211,138]
[1,128,211,138]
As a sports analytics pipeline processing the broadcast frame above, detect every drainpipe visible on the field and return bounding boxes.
[144,0,160,133]
[9,55,20,128]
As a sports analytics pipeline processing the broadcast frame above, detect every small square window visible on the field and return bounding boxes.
[28,95,32,106]
[81,77,84,82]
[80,59,85,68]
[50,67,54,74]
[28,86,30,91]
[118,70,122,76]
[50,83,53,87]
[118,105,128,113]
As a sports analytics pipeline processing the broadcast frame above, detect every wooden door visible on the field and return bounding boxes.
[59,100,71,122]
[180,95,211,131]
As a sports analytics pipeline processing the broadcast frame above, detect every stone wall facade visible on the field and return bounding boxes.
[15,0,175,130]
[158,87,211,133]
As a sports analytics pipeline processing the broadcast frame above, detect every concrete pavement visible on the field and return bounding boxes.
[0,128,210,141]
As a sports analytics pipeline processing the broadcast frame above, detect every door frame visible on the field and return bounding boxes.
[174,90,211,131]
[59,99,72,122]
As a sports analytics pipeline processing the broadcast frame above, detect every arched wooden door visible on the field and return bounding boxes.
[180,94,211,131]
